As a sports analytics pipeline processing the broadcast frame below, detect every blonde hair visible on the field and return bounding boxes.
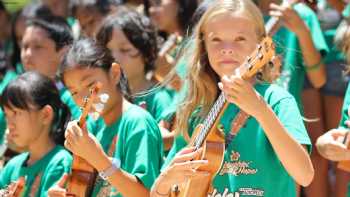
[175,0,275,141]
[334,20,350,73]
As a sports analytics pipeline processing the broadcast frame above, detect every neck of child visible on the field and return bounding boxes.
[167,23,183,37]
[129,75,154,94]
[102,92,132,126]
[27,129,56,166]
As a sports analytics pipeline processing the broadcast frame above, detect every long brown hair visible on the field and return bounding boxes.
[175,0,275,141]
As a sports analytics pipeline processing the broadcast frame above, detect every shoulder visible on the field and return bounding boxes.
[46,146,72,168]
[119,104,160,137]
[257,83,295,105]
[4,152,28,169]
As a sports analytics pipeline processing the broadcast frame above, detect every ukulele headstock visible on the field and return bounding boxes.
[79,82,109,126]
[240,36,276,79]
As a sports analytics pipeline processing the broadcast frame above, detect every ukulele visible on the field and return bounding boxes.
[0,177,25,197]
[171,37,276,197]
[66,82,109,197]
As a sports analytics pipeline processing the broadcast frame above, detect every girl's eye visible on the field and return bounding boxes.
[120,48,132,53]
[33,45,43,50]
[234,36,246,42]
[211,37,221,42]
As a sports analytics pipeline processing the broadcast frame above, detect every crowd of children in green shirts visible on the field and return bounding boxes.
[1,0,350,197]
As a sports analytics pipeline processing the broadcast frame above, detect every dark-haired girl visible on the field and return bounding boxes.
[0,71,72,196]
[21,16,80,120]
[48,38,163,197]
[146,0,198,90]
[96,7,173,123]
[71,0,112,37]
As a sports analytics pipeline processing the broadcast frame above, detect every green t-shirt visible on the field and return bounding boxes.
[343,3,350,18]
[273,3,329,111]
[133,87,173,122]
[87,104,164,197]
[0,70,18,145]
[0,145,72,197]
[164,83,311,197]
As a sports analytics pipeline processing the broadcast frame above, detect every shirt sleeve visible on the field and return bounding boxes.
[271,96,312,153]
[39,153,72,197]
[121,116,164,189]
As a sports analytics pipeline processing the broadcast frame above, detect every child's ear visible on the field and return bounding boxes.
[40,105,54,125]
[110,62,121,85]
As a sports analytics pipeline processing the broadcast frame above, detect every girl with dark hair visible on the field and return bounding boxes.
[48,38,163,197]
[147,0,198,35]
[96,7,173,123]
[71,0,112,37]
[0,71,72,196]
[21,15,80,119]
[11,2,53,74]
[146,0,198,91]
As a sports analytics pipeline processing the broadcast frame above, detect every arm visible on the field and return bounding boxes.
[64,121,150,197]
[254,101,314,186]
[219,75,314,187]
[270,3,327,88]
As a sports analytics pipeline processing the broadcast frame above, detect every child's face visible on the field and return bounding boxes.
[42,0,69,17]
[4,106,45,149]
[148,0,178,32]
[204,13,259,78]
[107,28,145,82]
[63,67,117,116]
[21,26,61,78]
[75,7,103,37]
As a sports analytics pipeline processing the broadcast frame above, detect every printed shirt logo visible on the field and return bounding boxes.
[219,151,258,176]
[208,188,264,197]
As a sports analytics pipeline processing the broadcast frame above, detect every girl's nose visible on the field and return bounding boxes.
[220,48,234,55]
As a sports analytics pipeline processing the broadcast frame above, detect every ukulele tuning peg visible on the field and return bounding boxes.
[256,72,263,81]
[257,44,262,50]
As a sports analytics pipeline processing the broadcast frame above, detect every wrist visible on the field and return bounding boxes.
[92,151,111,171]
[254,101,271,121]
[98,157,121,181]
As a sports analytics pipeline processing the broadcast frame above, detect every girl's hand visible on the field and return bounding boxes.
[269,3,308,36]
[160,147,209,185]
[316,129,350,161]
[151,147,209,196]
[64,121,106,167]
[48,174,68,197]
[218,75,266,118]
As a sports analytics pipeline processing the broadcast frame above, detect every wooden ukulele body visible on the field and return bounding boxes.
[173,123,226,197]
[66,156,97,197]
